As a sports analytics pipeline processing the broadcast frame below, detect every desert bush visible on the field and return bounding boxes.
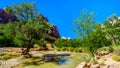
[112,45,120,50]
[56,48,61,51]
[33,44,40,48]
[74,48,83,53]
[54,38,81,48]
[97,47,113,54]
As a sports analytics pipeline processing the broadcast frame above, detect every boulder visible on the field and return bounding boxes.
[76,62,86,68]
[91,64,100,68]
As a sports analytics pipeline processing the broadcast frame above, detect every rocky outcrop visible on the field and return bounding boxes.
[76,62,100,68]
[107,65,119,68]
[37,14,60,38]
[0,9,17,24]
[46,44,55,50]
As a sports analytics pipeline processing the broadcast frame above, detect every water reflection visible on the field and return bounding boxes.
[58,58,69,65]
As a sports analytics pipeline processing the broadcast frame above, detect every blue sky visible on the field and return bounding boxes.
[0,0,120,39]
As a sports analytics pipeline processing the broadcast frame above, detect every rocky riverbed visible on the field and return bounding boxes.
[76,54,120,68]
[0,56,22,68]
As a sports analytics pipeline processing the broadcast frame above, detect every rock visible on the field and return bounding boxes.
[91,64,100,68]
[96,56,100,59]
[29,51,40,57]
[83,63,91,68]
[76,62,86,68]
[0,57,22,68]
[46,44,54,50]
[107,65,119,68]
[2,47,22,53]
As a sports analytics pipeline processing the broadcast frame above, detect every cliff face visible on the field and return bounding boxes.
[50,25,60,38]
[37,13,60,38]
[0,9,17,23]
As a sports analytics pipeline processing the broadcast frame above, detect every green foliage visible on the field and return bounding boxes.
[72,38,81,47]
[81,24,111,56]
[112,45,120,52]
[33,44,40,48]
[12,2,38,22]
[108,45,120,58]
[37,39,47,47]
[97,46,113,55]
[0,35,14,47]
[0,23,16,47]
[111,45,120,56]
[14,20,51,47]
[74,48,83,53]
[73,9,95,38]
[54,38,81,48]
[0,2,55,55]
[103,14,120,45]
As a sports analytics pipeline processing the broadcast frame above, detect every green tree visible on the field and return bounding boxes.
[81,24,111,56]
[14,20,51,55]
[73,9,95,38]
[6,2,52,55]
[12,2,38,23]
[103,15,120,45]
[0,22,17,47]
[73,10,112,56]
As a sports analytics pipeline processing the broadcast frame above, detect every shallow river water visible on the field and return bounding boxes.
[24,53,90,68]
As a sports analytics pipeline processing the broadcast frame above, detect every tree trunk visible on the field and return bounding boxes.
[22,34,33,55]
[22,47,30,55]
[22,43,32,55]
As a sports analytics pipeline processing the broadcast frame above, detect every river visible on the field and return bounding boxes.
[24,53,91,68]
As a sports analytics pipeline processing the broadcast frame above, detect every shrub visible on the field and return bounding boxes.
[68,47,74,52]
[74,48,81,53]
[112,45,120,55]
[33,44,40,48]
[97,47,112,54]
[56,48,61,51]
[54,38,81,48]
[62,47,67,51]
[0,36,14,47]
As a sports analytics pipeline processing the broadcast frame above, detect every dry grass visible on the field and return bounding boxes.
[112,54,120,62]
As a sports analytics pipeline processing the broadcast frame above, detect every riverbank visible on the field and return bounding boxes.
[2,47,120,68]
[13,53,91,68]
[76,53,120,68]
[0,56,22,68]
[0,50,75,68]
